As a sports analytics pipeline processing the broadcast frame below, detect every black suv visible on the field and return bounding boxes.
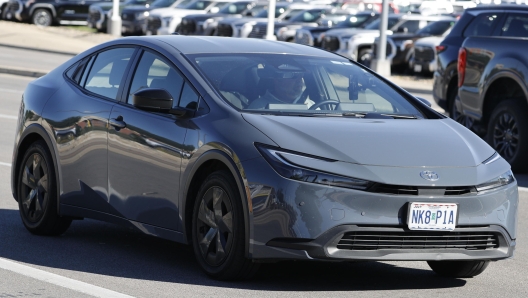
[3,0,110,27]
[433,5,528,121]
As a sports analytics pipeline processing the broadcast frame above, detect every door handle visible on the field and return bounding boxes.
[110,117,126,129]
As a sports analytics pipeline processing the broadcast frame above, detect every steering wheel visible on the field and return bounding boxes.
[309,100,340,110]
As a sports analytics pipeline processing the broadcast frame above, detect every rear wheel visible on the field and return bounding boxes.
[32,9,53,27]
[487,99,528,172]
[427,260,490,278]
[17,141,71,235]
[191,170,259,280]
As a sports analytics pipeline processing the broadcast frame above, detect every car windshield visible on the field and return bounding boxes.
[183,0,212,10]
[254,6,285,18]
[150,0,178,7]
[288,9,325,23]
[218,1,252,14]
[189,53,428,118]
[416,20,455,35]
[364,17,400,30]
[335,14,373,28]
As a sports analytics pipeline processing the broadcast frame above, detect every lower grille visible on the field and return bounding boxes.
[217,24,233,36]
[415,46,435,62]
[296,31,312,45]
[337,231,499,251]
[147,17,162,31]
[88,11,102,23]
[179,19,196,35]
[248,24,267,39]
[321,36,339,52]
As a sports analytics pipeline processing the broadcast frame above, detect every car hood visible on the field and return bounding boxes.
[242,114,495,168]
[183,13,233,21]
[414,36,443,47]
[150,8,205,18]
[325,28,380,38]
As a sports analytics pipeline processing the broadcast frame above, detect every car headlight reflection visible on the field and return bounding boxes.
[256,144,372,190]
[476,170,515,192]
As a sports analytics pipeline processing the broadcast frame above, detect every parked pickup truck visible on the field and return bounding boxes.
[458,36,528,172]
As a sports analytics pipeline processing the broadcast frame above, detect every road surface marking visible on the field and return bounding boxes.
[0,257,135,298]
[0,114,17,120]
[0,162,11,167]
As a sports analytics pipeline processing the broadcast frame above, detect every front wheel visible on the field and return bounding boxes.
[358,48,373,68]
[17,141,71,235]
[191,170,259,280]
[32,9,53,27]
[487,99,528,172]
[427,260,490,278]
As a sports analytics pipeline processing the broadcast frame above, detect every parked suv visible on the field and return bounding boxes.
[321,14,451,66]
[3,0,109,27]
[432,5,528,122]
[373,18,456,72]
[87,0,154,33]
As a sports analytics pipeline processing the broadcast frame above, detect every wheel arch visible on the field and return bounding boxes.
[481,73,528,126]
[181,149,252,258]
[12,124,60,214]
[29,4,57,19]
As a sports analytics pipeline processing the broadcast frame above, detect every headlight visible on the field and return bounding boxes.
[476,170,515,192]
[136,11,149,20]
[256,144,373,190]
[203,18,215,30]
[277,27,288,36]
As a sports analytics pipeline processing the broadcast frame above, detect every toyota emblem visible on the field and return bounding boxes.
[420,171,439,181]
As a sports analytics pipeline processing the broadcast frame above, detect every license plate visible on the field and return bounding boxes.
[414,64,422,72]
[407,202,457,231]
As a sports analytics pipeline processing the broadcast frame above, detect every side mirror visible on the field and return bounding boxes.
[244,11,253,16]
[416,96,432,107]
[397,27,408,33]
[133,88,189,117]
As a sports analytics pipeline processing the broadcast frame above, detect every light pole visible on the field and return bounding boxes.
[265,0,276,40]
[371,0,390,77]
[107,0,122,37]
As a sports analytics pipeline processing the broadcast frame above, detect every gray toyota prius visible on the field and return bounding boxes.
[11,35,518,280]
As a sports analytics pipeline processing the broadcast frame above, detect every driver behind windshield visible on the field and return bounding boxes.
[248,62,313,109]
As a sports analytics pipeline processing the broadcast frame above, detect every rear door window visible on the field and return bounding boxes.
[83,47,135,100]
[501,14,528,37]
[463,13,501,37]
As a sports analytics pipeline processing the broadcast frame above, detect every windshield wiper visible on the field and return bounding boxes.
[341,113,419,119]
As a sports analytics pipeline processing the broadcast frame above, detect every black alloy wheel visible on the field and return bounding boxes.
[32,9,53,27]
[487,99,528,172]
[192,170,259,280]
[450,99,474,129]
[196,186,234,266]
[18,141,71,235]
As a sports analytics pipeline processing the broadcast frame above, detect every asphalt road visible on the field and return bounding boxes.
[1,55,528,297]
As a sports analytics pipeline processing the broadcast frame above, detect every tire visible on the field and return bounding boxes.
[2,5,12,20]
[448,85,474,130]
[191,170,259,280]
[32,9,53,27]
[17,141,72,235]
[358,48,372,68]
[486,99,528,172]
[427,260,490,278]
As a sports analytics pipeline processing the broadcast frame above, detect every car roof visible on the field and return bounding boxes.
[147,35,340,56]
[467,4,528,12]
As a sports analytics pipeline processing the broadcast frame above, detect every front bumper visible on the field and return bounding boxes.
[243,158,518,261]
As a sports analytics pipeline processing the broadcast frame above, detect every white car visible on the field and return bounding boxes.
[146,0,239,35]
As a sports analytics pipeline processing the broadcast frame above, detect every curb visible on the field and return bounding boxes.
[0,43,78,57]
[0,66,47,78]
